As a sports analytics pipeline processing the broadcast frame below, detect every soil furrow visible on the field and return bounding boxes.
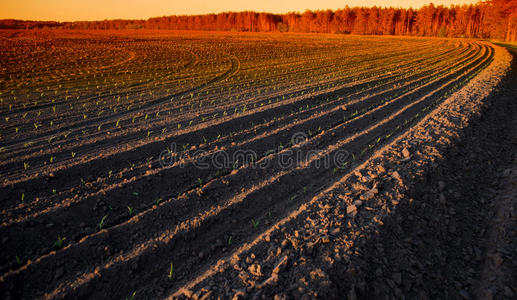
[0,42,492,299]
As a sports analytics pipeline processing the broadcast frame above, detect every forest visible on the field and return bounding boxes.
[1,0,516,40]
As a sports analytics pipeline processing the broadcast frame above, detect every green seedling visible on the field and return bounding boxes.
[15,255,22,265]
[54,236,66,249]
[23,162,29,170]
[167,262,174,280]
[126,291,137,300]
[71,152,76,158]
[251,219,259,228]
[21,193,25,203]
[127,206,134,216]
[98,215,108,230]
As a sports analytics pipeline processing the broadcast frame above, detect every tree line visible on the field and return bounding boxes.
[1,0,516,41]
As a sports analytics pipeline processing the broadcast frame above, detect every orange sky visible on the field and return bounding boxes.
[0,0,480,22]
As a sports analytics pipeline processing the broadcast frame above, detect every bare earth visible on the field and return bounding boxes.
[174,42,516,300]
[0,31,515,299]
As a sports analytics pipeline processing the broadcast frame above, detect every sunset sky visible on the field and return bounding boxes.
[1,0,480,22]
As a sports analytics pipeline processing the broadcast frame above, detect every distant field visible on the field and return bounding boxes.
[0,30,497,299]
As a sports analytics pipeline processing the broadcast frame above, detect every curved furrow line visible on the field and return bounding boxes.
[173,42,503,298]
[0,42,468,187]
[0,49,197,117]
[82,42,492,299]
[14,42,493,300]
[0,42,479,239]
[0,41,477,224]
[0,40,448,146]
[0,53,238,149]
[0,48,198,129]
[0,42,492,298]
[0,42,440,153]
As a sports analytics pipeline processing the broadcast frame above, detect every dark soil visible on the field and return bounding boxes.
[172,44,515,300]
[345,45,517,299]
[0,34,513,300]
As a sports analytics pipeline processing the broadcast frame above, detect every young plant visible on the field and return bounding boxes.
[54,236,66,249]
[167,262,174,280]
[98,215,108,230]
[126,292,137,300]
[251,219,259,229]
